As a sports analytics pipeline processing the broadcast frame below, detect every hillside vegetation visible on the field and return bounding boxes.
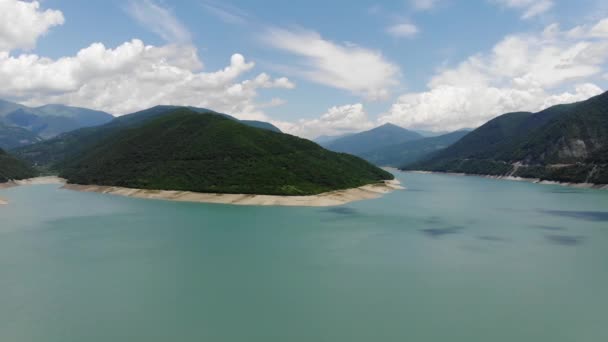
[0,149,38,183]
[60,109,393,195]
[12,105,281,169]
[407,91,608,184]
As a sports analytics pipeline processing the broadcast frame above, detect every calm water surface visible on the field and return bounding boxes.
[1,172,607,341]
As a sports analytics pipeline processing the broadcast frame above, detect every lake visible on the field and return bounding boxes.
[1,171,607,341]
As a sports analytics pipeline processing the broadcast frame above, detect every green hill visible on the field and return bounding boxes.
[323,123,423,156]
[59,109,393,196]
[0,100,113,139]
[407,91,608,184]
[0,123,42,150]
[0,149,37,183]
[12,106,281,169]
[359,130,470,167]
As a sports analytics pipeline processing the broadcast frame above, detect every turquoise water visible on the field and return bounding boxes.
[1,172,608,341]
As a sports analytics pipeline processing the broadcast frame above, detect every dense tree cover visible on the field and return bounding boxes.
[60,109,393,195]
[0,149,38,183]
[407,91,608,184]
[12,106,281,168]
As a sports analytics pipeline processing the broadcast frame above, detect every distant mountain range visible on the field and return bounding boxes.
[407,91,608,185]
[360,130,470,167]
[0,148,37,182]
[318,123,469,168]
[322,123,423,155]
[59,109,393,195]
[0,100,114,140]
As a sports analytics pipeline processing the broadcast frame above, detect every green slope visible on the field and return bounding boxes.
[12,106,280,169]
[324,123,423,155]
[407,91,608,184]
[0,149,37,183]
[0,123,42,150]
[60,109,393,195]
[359,130,470,167]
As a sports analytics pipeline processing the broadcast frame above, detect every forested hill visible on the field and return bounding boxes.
[60,109,393,196]
[0,149,37,183]
[407,91,608,185]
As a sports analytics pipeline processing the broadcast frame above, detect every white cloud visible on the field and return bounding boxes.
[201,1,250,25]
[387,23,420,38]
[493,0,554,19]
[378,18,608,132]
[2,42,294,119]
[262,28,400,100]
[0,0,64,52]
[410,0,439,11]
[0,2,294,120]
[126,0,192,43]
[276,104,374,139]
[591,18,608,38]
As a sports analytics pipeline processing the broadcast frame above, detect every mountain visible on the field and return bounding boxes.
[359,130,470,167]
[314,133,354,145]
[12,105,281,169]
[323,123,423,155]
[59,109,393,196]
[0,100,114,139]
[0,149,37,183]
[0,122,42,149]
[407,91,608,185]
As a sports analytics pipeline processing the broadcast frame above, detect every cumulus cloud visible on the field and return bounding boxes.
[387,23,420,38]
[0,2,294,120]
[410,0,440,11]
[276,104,374,139]
[262,28,400,100]
[378,18,608,131]
[126,0,192,43]
[0,0,64,52]
[493,0,554,19]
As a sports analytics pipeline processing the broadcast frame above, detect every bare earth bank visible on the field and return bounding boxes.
[1,176,403,207]
[62,180,404,207]
[405,171,608,190]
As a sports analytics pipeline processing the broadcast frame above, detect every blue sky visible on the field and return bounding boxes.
[1,0,607,137]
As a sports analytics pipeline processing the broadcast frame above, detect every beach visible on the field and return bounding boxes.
[405,171,608,190]
[62,179,403,207]
[1,176,403,207]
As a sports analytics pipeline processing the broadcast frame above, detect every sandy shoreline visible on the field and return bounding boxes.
[62,179,404,207]
[405,170,608,190]
[0,177,67,205]
[1,176,403,207]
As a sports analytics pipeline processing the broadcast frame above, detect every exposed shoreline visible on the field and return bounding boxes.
[404,170,608,190]
[0,177,67,205]
[1,176,403,207]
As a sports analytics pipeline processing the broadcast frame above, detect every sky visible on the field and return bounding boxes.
[0,0,607,138]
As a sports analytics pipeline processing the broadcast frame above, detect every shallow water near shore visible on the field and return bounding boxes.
[1,171,608,341]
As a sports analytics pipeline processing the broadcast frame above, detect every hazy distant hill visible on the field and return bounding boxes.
[12,105,281,168]
[0,149,37,183]
[408,91,608,185]
[360,130,470,167]
[323,123,423,155]
[0,100,114,139]
[314,133,354,145]
[60,109,393,195]
[0,122,42,150]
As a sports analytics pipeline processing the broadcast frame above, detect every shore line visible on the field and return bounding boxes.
[404,170,608,190]
[1,176,403,207]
